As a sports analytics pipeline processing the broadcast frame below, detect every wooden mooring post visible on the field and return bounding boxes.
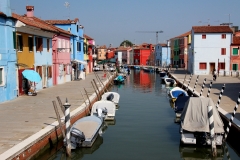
[182,73,187,89]
[80,91,90,115]
[215,84,225,110]
[207,80,213,98]
[52,101,65,139]
[91,81,100,100]
[63,99,71,157]
[185,74,192,92]
[191,75,199,96]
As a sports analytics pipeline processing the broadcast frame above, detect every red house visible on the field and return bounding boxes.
[133,43,154,65]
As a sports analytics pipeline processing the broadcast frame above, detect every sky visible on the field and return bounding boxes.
[9,0,240,47]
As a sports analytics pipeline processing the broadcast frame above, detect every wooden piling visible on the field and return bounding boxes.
[207,80,213,98]
[192,75,199,96]
[182,73,187,89]
[56,96,65,114]
[63,99,71,157]
[185,74,192,92]
[93,79,102,97]
[52,101,65,139]
[91,81,100,100]
[84,88,92,109]
[215,84,225,110]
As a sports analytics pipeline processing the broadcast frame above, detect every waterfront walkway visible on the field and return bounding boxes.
[168,68,240,124]
[0,71,112,159]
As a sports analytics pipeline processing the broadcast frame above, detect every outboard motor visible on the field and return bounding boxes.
[69,128,85,149]
[97,108,108,118]
[169,79,174,86]
[106,93,114,101]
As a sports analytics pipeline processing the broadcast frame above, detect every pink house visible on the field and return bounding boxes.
[52,28,72,85]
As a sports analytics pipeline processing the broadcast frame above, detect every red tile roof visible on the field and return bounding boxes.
[84,34,94,40]
[45,18,79,24]
[192,26,233,33]
[12,13,72,36]
[0,12,6,17]
[176,31,191,38]
[232,36,240,45]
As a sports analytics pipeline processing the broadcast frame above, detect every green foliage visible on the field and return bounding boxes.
[120,40,133,47]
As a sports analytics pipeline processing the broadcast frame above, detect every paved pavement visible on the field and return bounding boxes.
[0,71,113,158]
[168,69,240,124]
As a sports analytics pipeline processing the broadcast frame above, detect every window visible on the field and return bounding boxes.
[47,39,50,52]
[221,48,226,55]
[77,42,80,51]
[35,37,43,52]
[199,63,207,69]
[17,35,23,51]
[0,68,4,85]
[222,34,226,39]
[233,48,238,55]
[219,62,225,70]
[232,64,238,71]
[13,31,16,49]
[47,66,52,78]
[62,39,65,52]
[202,34,206,39]
[77,25,79,32]
[28,36,33,52]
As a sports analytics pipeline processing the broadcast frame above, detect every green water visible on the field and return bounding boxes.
[35,70,240,160]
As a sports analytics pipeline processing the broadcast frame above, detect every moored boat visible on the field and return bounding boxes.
[91,100,116,121]
[65,115,104,149]
[114,75,125,85]
[169,87,188,102]
[174,96,190,118]
[164,77,177,86]
[159,71,166,77]
[143,67,154,72]
[180,97,224,146]
[101,92,120,106]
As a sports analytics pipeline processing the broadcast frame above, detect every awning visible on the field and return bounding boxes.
[71,59,87,65]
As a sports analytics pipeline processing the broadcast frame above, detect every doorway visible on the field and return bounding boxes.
[209,63,215,74]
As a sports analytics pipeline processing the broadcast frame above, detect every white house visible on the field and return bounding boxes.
[189,25,233,75]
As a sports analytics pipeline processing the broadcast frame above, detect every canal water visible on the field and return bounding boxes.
[34,70,240,160]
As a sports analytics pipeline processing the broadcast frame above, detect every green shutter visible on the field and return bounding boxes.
[233,48,238,55]
[13,31,16,49]
[233,64,238,71]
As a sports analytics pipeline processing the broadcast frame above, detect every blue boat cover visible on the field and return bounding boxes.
[172,90,187,98]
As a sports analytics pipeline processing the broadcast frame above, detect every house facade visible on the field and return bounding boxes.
[115,46,132,65]
[155,43,170,67]
[0,0,18,102]
[133,43,153,66]
[13,6,57,95]
[230,31,240,71]
[46,19,86,80]
[189,26,233,75]
[84,34,95,73]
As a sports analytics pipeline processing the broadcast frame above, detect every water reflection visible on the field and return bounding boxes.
[179,144,224,159]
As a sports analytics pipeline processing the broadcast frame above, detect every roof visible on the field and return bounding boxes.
[12,13,72,36]
[0,12,6,17]
[45,18,79,24]
[192,26,233,33]
[116,46,132,51]
[83,34,94,40]
[176,31,191,38]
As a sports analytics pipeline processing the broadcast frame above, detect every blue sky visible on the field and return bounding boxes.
[10,0,240,47]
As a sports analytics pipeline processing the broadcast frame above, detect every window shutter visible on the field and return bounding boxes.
[40,38,43,51]
[13,32,16,49]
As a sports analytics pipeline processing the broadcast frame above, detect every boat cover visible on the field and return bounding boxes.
[180,97,224,133]
[170,87,188,98]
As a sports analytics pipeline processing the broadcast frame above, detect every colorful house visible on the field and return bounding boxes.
[84,34,95,73]
[230,31,240,71]
[46,19,86,80]
[190,25,232,75]
[133,43,153,66]
[0,0,18,102]
[13,6,58,95]
[115,46,132,65]
[51,28,72,85]
[155,43,170,67]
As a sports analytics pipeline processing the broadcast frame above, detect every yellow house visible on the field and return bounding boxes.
[16,32,35,69]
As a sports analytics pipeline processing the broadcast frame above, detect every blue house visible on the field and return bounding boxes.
[155,42,170,67]
[46,19,85,80]
[0,0,18,102]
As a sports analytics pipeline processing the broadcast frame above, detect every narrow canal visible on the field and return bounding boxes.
[34,70,239,160]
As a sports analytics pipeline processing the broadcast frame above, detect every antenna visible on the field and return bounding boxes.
[64,2,70,19]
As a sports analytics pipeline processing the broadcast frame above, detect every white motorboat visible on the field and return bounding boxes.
[65,115,103,149]
[180,97,224,146]
[101,92,120,106]
[164,77,177,86]
[91,100,116,121]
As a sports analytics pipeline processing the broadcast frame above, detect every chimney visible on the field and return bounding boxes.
[0,0,11,17]
[26,6,34,17]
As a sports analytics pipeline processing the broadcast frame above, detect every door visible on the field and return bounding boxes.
[209,63,215,74]
[42,65,47,88]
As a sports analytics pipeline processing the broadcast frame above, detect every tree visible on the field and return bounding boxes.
[119,40,133,47]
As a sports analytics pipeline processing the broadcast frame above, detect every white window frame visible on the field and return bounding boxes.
[0,67,5,86]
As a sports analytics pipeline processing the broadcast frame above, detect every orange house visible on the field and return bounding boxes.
[230,32,240,70]
[134,43,153,65]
